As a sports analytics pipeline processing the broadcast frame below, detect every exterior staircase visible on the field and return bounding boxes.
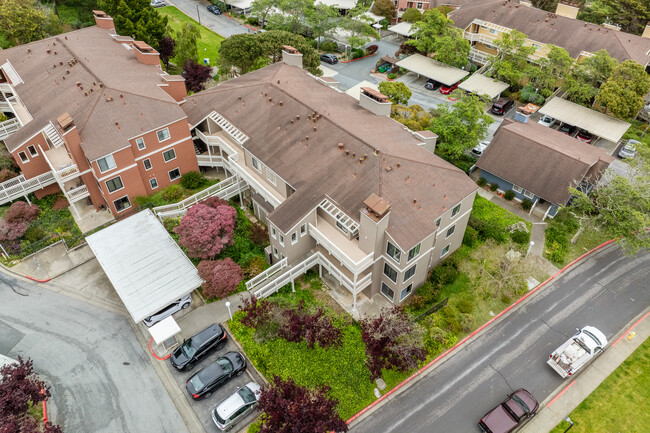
[43,122,65,148]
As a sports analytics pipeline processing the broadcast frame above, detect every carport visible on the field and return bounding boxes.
[396,54,469,86]
[458,73,508,99]
[86,209,203,326]
[538,97,631,143]
[387,22,416,37]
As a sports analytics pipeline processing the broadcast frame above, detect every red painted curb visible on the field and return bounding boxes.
[340,53,377,63]
[25,276,51,283]
[41,388,47,422]
[346,238,618,425]
[546,380,576,408]
[149,337,171,360]
[612,311,650,347]
[223,13,257,32]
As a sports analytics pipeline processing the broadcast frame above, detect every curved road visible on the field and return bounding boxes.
[0,272,189,433]
[350,244,650,433]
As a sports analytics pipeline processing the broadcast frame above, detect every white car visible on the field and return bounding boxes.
[142,293,192,327]
[618,139,638,159]
[538,115,555,127]
[471,140,490,157]
[212,382,262,431]
[150,0,166,7]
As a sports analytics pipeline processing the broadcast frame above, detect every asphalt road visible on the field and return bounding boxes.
[164,0,249,37]
[0,272,189,433]
[350,244,650,433]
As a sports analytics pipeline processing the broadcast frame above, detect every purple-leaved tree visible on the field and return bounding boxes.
[197,257,243,298]
[175,202,236,259]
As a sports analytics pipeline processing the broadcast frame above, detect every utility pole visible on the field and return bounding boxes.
[196,4,201,26]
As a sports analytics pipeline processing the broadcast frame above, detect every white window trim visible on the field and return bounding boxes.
[524,190,535,199]
[113,195,132,213]
[157,127,171,143]
[380,282,395,302]
[403,264,416,283]
[386,241,401,264]
[435,217,441,228]
[273,247,278,258]
[266,168,277,186]
[143,159,153,171]
[97,155,117,174]
[27,145,38,157]
[136,137,146,150]
[400,284,414,301]
[168,167,181,181]
[335,219,348,236]
[163,148,177,163]
[512,185,523,193]
[18,151,29,163]
[271,226,277,239]
[150,178,159,189]
[251,157,261,173]
[446,225,455,239]
[489,28,497,35]
[451,204,461,218]
[105,175,125,194]
[291,232,298,245]
[440,244,451,258]
[407,243,421,263]
[300,224,307,237]
[383,262,398,283]
[279,234,284,246]
[134,136,188,161]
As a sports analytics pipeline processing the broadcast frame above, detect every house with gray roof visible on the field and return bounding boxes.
[475,117,614,220]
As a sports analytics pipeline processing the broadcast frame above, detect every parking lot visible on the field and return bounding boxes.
[166,325,264,433]
[533,114,621,155]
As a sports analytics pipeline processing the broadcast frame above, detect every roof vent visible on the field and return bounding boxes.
[338,143,344,150]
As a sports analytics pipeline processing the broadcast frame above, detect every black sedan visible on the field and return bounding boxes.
[170,323,227,371]
[207,4,221,15]
[186,352,247,400]
[320,53,338,64]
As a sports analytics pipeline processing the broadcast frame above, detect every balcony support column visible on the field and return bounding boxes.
[23,194,30,205]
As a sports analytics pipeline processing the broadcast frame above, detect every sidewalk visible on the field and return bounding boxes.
[522,309,650,432]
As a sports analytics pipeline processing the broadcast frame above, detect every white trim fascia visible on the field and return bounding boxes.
[126,116,188,142]
[437,208,471,238]
[89,144,131,163]
[134,136,191,161]
[96,163,138,182]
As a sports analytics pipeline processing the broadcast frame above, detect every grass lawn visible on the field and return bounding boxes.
[550,336,650,433]
[158,6,224,67]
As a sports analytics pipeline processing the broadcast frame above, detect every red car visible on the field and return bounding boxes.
[576,130,594,143]
[439,81,460,95]
[478,388,539,433]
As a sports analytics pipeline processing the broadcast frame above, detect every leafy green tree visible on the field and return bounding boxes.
[562,50,618,105]
[580,0,649,35]
[217,33,264,74]
[251,0,276,27]
[258,30,320,73]
[305,2,339,49]
[568,142,650,254]
[0,0,61,47]
[432,34,470,68]
[266,0,312,34]
[596,60,650,119]
[174,22,200,68]
[98,0,168,48]
[371,0,395,20]
[431,91,494,162]
[391,104,433,131]
[401,7,421,23]
[529,45,573,96]
[487,30,535,88]
[378,81,412,105]
[406,9,469,68]
[342,5,378,49]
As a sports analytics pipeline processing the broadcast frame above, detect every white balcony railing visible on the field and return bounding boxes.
[463,31,496,45]
[469,48,492,65]
[195,154,230,169]
[0,172,57,205]
[0,117,20,140]
[246,257,287,291]
[309,223,373,275]
[53,164,80,181]
[65,184,89,202]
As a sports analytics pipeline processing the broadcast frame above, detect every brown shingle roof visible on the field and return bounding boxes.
[1,26,185,160]
[449,0,650,65]
[476,119,614,205]
[183,63,477,250]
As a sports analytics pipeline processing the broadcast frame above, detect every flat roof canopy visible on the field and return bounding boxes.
[87,209,203,323]
[149,316,182,345]
[387,22,416,37]
[458,73,508,99]
[539,97,631,143]
[318,0,358,9]
[396,54,469,86]
[225,0,253,9]
[345,80,379,101]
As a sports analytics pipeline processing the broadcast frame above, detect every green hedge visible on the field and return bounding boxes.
[469,196,531,244]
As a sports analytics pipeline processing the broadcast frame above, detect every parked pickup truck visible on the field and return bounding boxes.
[547,326,607,378]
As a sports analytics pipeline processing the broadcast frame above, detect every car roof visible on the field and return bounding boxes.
[193,323,223,346]
[215,382,261,419]
[198,359,228,381]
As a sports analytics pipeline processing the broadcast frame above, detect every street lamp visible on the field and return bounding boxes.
[225,301,232,321]
[563,417,574,432]
[526,241,535,257]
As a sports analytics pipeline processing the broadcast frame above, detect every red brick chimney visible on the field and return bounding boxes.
[281,45,303,69]
[92,10,115,30]
[160,75,187,102]
[133,41,160,66]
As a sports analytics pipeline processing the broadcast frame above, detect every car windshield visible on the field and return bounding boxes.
[189,374,204,391]
[574,336,591,352]
[217,357,234,373]
[239,386,256,404]
[181,339,197,358]
[582,330,603,347]
[542,116,552,122]
[511,395,530,415]
[501,402,520,422]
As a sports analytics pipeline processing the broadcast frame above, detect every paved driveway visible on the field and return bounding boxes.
[165,0,250,37]
[0,272,189,433]
[166,326,264,433]
[349,245,650,433]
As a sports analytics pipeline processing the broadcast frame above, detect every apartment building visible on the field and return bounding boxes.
[183,53,478,311]
[0,11,198,219]
[449,0,650,67]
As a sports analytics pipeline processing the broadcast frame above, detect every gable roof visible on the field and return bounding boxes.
[476,119,614,205]
[449,0,650,65]
[183,63,477,250]
[1,26,185,160]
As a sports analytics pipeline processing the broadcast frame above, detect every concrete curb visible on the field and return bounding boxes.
[346,239,618,427]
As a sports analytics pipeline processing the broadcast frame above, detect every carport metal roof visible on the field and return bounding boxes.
[538,97,631,143]
[396,54,469,86]
[387,22,416,37]
[458,73,508,99]
[0,354,17,378]
[86,209,203,324]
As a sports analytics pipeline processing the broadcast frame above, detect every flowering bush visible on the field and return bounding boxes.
[0,220,28,242]
[198,257,243,298]
[175,202,236,258]
[4,202,40,224]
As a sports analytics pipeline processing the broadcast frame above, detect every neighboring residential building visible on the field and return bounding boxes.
[475,116,614,220]
[183,53,478,311]
[0,11,197,219]
[449,0,650,67]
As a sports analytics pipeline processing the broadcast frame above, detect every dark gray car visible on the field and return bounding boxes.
[143,293,192,327]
